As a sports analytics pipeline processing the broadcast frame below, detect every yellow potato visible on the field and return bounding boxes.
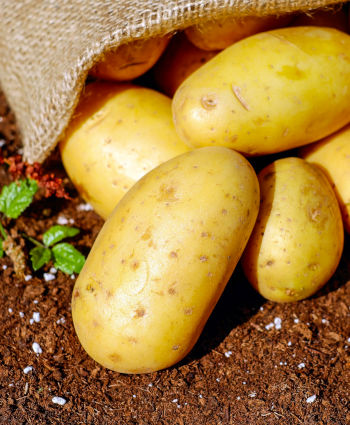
[184,14,293,51]
[172,27,350,156]
[153,32,218,97]
[72,147,260,373]
[60,82,189,219]
[89,36,170,81]
[300,123,350,234]
[292,7,349,32]
[242,157,344,303]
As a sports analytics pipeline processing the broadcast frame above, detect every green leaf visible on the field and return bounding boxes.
[30,246,51,271]
[0,239,4,258]
[42,225,80,247]
[0,179,38,219]
[52,243,85,274]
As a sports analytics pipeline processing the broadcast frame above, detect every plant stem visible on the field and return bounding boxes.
[22,233,45,248]
[0,220,7,240]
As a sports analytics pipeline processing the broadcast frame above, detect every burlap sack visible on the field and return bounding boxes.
[0,0,346,163]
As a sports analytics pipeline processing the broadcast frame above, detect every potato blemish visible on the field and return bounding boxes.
[199,255,208,262]
[158,184,178,202]
[134,307,146,318]
[109,353,122,363]
[169,251,178,259]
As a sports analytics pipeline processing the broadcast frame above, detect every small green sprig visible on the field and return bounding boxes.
[0,178,85,275]
[27,225,85,274]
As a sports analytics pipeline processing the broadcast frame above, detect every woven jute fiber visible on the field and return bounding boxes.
[0,0,346,163]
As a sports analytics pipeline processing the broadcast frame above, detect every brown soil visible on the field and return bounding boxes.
[0,89,349,425]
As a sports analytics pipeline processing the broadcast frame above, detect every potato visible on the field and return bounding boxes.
[72,147,260,373]
[242,157,344,303]
[153,33,219,97]
[300,123,350,234]
[89,36,170,81]
[60,82,189,219]
[184,14,293,51]
[172,27,350,156]
[292,7,349,32]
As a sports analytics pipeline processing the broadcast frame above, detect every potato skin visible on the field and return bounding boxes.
[300,123,350,234]
[72,147,259,373]
[153,33,218,97]
[184,14,292,51]
[60,82,189,219]
[242,157,344,303]
[89,36,170,81]
[172,27,350,155]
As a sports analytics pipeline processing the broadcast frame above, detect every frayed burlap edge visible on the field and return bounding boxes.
[0,0,346,163]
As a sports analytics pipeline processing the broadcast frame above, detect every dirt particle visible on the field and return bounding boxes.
[73,289,80,298]
[201,232,209,237]
[266,260,275,266]
[92,320,100,327]
[86,283,95,293]
[141,228,152,241]
[285,288,296,297]
[308,263,319,271]
[200,255,208,262]
[128,337,138,344]
[169,251,178,259]
[184,307,193,315]
[172,345,180,351]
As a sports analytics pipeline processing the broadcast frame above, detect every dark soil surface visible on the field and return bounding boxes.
[0,89,349,425]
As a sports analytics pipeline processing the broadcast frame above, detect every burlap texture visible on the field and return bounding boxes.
[0,0,346,163]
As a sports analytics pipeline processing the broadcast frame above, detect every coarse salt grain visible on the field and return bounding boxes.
[274,317,282,330]
[0,139,5,147]
[32,342,42,355]
[265,322,274,330]
[77,203,93,211]
[44,273,55,281]
[132,394,136,398]
[236,396,241,400]
[288,341,292,346]
[70,274,75,279]
[306,394,317,404]
[33,300,38,304]
[249,392,256,398]
[298,363,305,369]
[199,394,203,399]
[52,396,66,406]
[19,312,24,318]
[56,317,66,324]
[148,383,153,387]
[32,312,40,323]
[57,216,69,225]
[23,366,33,374]
[8,308,13,313]
[24,275,32,281]
[172,399,178,403]
[2,265,7,270]
[294,318,299,323]
[224,351,232,358]
[49,267,57,274]
[216,378,220,382]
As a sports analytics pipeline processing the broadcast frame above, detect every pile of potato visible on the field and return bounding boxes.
[61,6,350,373]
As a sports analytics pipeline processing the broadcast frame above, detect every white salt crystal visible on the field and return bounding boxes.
[265,322,274,330]
[23,366,33,374]
[274,317,282,330]
[298,363,305,369]
[49,267,57,274]
[288,341,292,346]
[52,396,66,406]
[44,273,55,281]
[19,312,24,318]
[294,318,299,324]
[224,351,232,358]
[306,394,316,404]
[57,216,68,225]
[24,275,32,281]
[77,203,93,211]
[2,265,7,270]
[8,308,13,313]
[32,312,40,323]
[172,399,178,403]
[249,392,256,398]
[32,342,42,355]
